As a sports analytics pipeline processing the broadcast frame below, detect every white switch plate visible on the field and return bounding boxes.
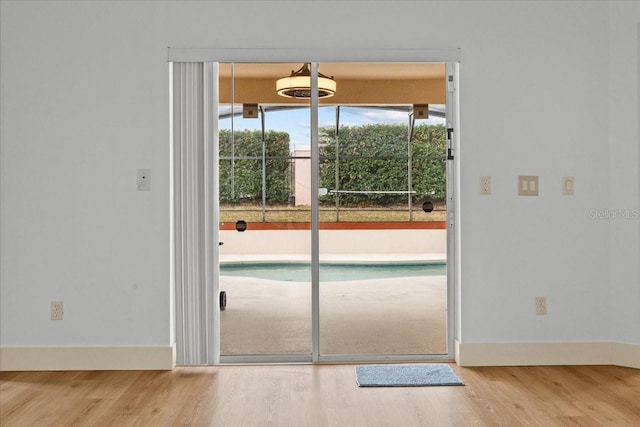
[480,176,491,195]
[518,176,539,196]
[137,168,151,191]
[562,176,574,195]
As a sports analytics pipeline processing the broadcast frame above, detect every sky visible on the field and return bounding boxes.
[220,105,446,152]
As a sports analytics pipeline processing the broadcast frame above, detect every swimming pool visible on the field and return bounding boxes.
[219,262,446,282]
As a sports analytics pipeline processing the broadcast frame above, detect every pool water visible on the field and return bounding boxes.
[219,262,446,282]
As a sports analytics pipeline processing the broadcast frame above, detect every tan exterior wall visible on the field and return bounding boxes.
[294,149,311,206]
[219,229,446,262]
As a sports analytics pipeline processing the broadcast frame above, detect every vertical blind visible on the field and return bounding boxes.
[172,62,219,365]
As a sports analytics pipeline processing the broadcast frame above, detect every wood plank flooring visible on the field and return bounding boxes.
[2,364,639,426]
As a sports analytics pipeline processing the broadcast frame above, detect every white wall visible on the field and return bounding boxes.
[1,1,172,346]
[1,1,638,354]
[608,4,640,345]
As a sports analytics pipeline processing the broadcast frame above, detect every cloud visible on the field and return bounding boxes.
[343,108,445,126]
[358,109,409,124]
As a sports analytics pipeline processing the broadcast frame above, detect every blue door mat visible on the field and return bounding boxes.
[355,363,464,387]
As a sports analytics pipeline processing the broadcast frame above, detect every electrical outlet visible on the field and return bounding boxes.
[51,301,64,320]
[535,296,547,315]
[479,176,491,195]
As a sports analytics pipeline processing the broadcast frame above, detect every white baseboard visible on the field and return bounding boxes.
[2,342,635,370]
[455,341,639,369]
[0,345,176,371]
[610,342,640,369]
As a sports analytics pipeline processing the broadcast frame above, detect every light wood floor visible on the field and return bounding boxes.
[2,364,639,426]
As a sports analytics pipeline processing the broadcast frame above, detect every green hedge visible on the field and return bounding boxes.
[219,129,291,203]
[319,124,446,205]
[219,124,446,206]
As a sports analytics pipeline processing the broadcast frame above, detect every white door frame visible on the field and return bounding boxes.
[169,48,461,365]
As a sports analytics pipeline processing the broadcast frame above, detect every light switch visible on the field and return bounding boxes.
[518,176,539,196]
[137,168,151,191]
[562,176,574,195]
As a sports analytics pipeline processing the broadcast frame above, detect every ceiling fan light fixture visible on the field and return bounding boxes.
[276,63,336,99]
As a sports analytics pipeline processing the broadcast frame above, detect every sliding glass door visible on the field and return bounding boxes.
[215,61,450,362]
[169,49,459,365]
[218,63,312,361]
[317,63,448,358]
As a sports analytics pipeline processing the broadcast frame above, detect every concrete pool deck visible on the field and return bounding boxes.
[219,274,447,356]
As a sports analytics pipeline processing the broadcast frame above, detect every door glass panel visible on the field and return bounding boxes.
[218,63,311,356]
[216,61,448,359]
[318,62,448,355]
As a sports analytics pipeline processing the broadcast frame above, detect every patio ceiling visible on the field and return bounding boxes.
[219,62,446,105]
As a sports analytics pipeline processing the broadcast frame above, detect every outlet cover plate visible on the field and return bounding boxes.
[51,301,64,320]
[480,176,491,195]
[535,296,547,315]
